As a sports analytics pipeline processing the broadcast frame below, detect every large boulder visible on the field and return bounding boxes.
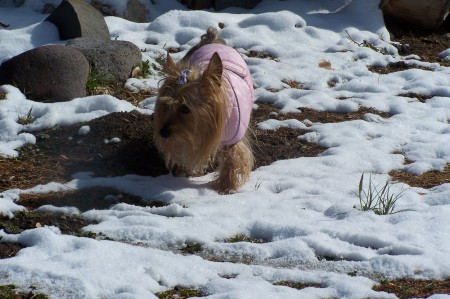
[0,45,89,102]
[45,0,110,41]
[67,38,142,83]
[380,0,450,30]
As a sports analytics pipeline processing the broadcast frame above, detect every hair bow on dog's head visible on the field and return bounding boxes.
[176,69,191,85]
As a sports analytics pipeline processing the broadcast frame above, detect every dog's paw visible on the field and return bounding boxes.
[212,179,237,195]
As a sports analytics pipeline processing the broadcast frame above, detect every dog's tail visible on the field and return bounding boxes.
[182,27,226,63]
[200,27,226,45]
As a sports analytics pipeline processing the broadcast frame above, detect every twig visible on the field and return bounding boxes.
[345,30,388,55]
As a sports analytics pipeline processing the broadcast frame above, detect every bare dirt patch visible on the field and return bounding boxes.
[0,110,166,193]
[156,287,204,299]
[0,285,48,299]
[0,243,23,259]
[274,281,322,291]
[244,49,279,61]
[16,187,166,212]
[397,92,433,103]
[373,278,450,299]
[88,81,156,107]
[0,209,97,261]
[251,102,391,167]
[385,17,450,66]
[254,102,390,123]
[0,146,65,191]
[385,17,450,67]
[0,210,95,236]
[369,18,450,75]
[223,234,268,244]
[390,164,450,189]
[368,61,434,74]
[252,125,321,168]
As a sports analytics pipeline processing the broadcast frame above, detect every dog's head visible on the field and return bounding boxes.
[153,52,228,174]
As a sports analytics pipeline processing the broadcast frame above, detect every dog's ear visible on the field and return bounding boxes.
[203,52,223,85]
[163,52,178,76]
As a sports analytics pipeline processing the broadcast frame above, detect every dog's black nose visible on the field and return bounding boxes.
[159,125,170,138]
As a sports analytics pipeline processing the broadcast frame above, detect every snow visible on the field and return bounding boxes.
[1,0,450,298]
[104,137,121,144]
[77,125,90,136]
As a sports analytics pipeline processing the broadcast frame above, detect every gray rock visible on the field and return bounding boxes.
[67,38,142,83]
[0,45,89,102]
[123,0,148,23]
[91,0,148,23]
[45,0,110,41]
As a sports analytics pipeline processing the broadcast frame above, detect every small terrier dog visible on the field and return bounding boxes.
[153,27,254,194]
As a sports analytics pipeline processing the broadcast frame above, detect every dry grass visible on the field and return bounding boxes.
[390,164,450,189]
[373,278,450,299]
[0,144,66,192]
[274,281,322,290]
[87,81,156,107]
[223,234,267,244]
[244,49,279,61]
[17,187,157,212]
[397,92,433,103]
[254,102,390,123]
[265,78,306,92]
[368,61,434,74]
[0,285,48,299]
[281,78,305,89]
[156,287,203,299]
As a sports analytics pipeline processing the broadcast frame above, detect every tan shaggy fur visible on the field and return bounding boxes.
[153,28,254,194]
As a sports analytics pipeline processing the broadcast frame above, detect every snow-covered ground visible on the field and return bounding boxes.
[1,0,450,298]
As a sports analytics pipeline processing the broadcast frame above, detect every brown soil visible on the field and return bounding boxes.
[385,16,450,67]
[390,164,450,189]
[0,285,48,299]
[16,187,166,212]
[0,210,93,236]
[0,210,96,260]
[373,278,450,299]
[368,61,434,74]
[1,19,450,299]
[0,243,23,259]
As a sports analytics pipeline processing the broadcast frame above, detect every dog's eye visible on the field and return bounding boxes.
[180,105,190,114]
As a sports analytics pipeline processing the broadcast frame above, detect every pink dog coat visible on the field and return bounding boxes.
[188,44,254,146]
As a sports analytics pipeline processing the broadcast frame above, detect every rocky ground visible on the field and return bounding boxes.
[0,18,449,298]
